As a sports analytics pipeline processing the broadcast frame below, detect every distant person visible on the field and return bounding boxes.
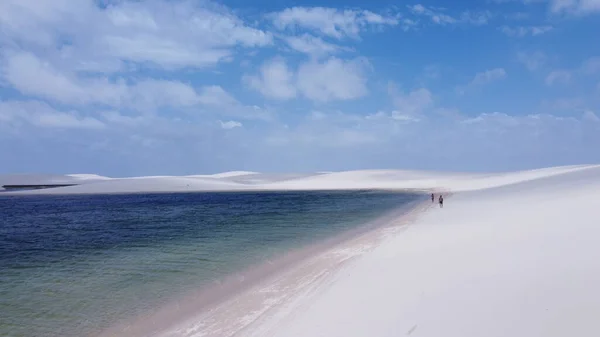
[431,193,435,203]
[438,195,444,208]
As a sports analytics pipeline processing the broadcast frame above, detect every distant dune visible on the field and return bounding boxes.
[65,174,111,180]
[1,165,596,195]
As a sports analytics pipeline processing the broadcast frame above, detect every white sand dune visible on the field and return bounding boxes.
[202,171,259,178]
[0,173,111,191]
[33,176,245,194]
[0,174,84,191]
[65,174,111,180]
[3,164,596,195]
[262,164,595,192]
[234,164,600,337]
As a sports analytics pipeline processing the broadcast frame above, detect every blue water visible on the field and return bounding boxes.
[0,191,421,337]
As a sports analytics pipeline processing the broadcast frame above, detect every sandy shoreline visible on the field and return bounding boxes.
[249,166,600,337]
[94,195,429,337]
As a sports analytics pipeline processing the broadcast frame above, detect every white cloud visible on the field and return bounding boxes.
[392,111,422,122]
[271,7,398,39]
[540,97,587,111]
[460,111,521,127]
[0,0,93,47]
[245,56,370,102]
[367,84,437,123]
[582,110,600,122]
[456,68,507,95]
[0,0,273,70]
[549,0,600,15]
[2,51,127,106]
[259,107,599,172]
[581,56,600,74]
[100,36,232,70]
[1,50,254,115]
[408,5,457,25]
[388,84,434,118]
[470,68,507,86]
[408,5,492,25]
[365,110,421,123]
[517,51,547,71]
[459,11,494,25]
[1,0,598,174]
[35,112,104,129]
[3,99,599,173]
[0,100,105,129]
[434,107,465,120]
[309,110,328,121]
[499,25,553,37]
[492,0,600,16]
[219,120,243,129]
[422,64,442,80]
[102,111,147,127]
[1,51,244,112]
[266,120,382,148]
[529,26,555,35]
[127,80,203,110]
[197,86,239,107]
[284,34,348,57]
[545,70,572,85]
[296,57,370,102]
[243,57,297,100]
[504,12,531,20]
[491,0,546,4]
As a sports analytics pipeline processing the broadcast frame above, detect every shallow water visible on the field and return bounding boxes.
[0,190,421,337]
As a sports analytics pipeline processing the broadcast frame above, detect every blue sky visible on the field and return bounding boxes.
[1,0,599,176]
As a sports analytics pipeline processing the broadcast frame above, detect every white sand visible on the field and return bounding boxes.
[65,174,111,180]
[73,164,600,337]
[237,165,600,337]
[2,165,593,194]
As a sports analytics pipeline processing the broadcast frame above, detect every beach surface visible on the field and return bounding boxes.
[238,165,600,337]
[4,164,600,337]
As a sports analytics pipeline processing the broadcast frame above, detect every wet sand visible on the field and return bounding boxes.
[95,196,429,337]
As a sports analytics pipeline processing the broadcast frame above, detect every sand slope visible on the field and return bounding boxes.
[237,165,600,337]
[2,165,596,194]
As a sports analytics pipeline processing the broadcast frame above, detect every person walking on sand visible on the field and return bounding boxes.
[438,195,444,208]
[431,193,435,203]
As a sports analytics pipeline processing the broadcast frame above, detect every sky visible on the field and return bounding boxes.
[0,0,599,176]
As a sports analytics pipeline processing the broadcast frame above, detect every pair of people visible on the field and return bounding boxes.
[431,193,444,208]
